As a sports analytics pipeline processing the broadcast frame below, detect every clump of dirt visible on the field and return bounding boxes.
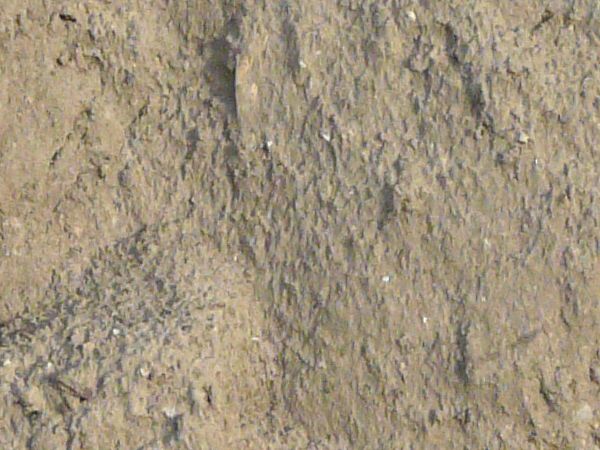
[1,0,600,449]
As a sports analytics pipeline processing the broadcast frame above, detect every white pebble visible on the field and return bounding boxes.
[406,11,417,22]
[112,328,121,336]
[382,275,391,283]
[422,316,428,324]
[163,406,178,419]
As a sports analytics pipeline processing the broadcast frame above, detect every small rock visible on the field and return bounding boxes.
[70,328,85,346]
[320,131,331,142]
[517,131,530,144]
[163,406,178,419]
[118,167,132,188]
[382,275,390,283]
[574,403,594,422]
[22,385,46,413]
[139,365,151,379]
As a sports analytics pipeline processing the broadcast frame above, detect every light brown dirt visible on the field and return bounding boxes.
[1,1,599,449]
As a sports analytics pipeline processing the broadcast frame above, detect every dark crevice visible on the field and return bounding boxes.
[443,24,489,127]
[455,320,471,385]
[377,183,395,230]
[204,36,237,117]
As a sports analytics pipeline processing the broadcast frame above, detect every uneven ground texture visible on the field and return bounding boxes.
[0,0,599,448]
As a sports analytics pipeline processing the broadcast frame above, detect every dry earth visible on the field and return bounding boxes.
[0,1,599,448]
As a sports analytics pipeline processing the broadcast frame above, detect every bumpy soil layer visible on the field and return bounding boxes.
[1,1,599,448]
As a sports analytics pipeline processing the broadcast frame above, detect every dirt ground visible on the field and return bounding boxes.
[0,1,599,448]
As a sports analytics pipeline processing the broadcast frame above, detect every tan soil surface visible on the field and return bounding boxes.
[1,1,599,448]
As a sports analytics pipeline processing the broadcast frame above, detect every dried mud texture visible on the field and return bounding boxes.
[1,223,301,449]
[1,0,599,449]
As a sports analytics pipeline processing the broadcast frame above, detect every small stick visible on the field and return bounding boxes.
[48,375,93,402]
